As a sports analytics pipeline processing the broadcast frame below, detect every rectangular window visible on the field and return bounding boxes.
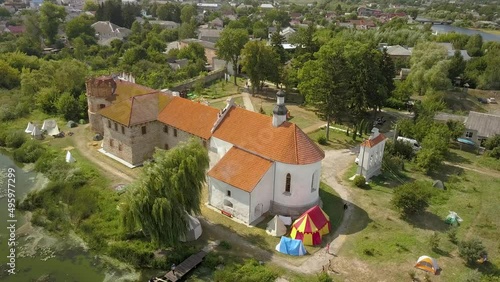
[121,126,125,134]
[141,126,147,135]
[164,144,169,150]
[118,144,122,151]
[99,104,105,109]
[109,139,114,147]
[114,123,117,131]
[227,190,231,197]
[107,120,111,128]
[174,128,178,137]
[285,173,291,193]
[163,125,168,133]
[466,131,473,138]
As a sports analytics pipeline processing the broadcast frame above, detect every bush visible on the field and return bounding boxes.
[353,175,366,188]
[108,241,154,268]
[458,238,487,265]
[317,135,328,145]
[219,240,232,250]
[447,227,458,244]
[429,232,440,250]
[391,181,432,218]
[488,147,500,159]
[316,272,333,282]
[13,140,45,163]
[5,130,26,148]
[484,135,500,150]
[385,97,406,110]
[213,259,277,282]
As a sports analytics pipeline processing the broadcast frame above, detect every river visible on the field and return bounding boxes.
[431,24,500,42]
[0,152,139,281]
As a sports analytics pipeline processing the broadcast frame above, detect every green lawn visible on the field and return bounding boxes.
[448,148,500,172]
[195,77,246,99]
[339,156,500,281]
[308,128,364,150]
[208,96,244,110]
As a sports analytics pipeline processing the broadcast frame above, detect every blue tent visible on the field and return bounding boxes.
[275,236,307,256]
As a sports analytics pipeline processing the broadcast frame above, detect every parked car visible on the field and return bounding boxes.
[487,98,497,104]
[397,136,421,152]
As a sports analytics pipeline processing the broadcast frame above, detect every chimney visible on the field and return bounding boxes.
[369,127,380,140]
[272,90,287,127]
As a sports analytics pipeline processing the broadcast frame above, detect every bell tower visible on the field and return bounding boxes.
[272,90,287,127]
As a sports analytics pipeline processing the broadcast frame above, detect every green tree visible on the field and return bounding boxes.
[56,92,80,121]
[407,42,450,95]
[39,2,67,44]
[215,28,248,85]
[465,34,482,57]
[298,41,349,139]
[122,46,148,66]
[121,139,209,247]
[177,43,206,63]
[240,40,278,93]
[178,23,196,39]
[180,4,197,24]
[484,135,500,150]
[380,48,396,95]
[391,181,432,218]
[36,87,60,114]
[0,60,21,89]
[157,3,181,22]
[459,239,487,266]
[448,50,466,81]
[83,0,98,11]
[65,15,95,41]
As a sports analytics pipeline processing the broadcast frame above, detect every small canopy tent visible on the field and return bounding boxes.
[31,126,42,140]
[266,215,287,237]
[25,122,35,133]
[445,211,463,226]
[415,256,440,275]
[179,214,202,242]
[42,119,60,136]
[275,236,306,256]
[65,151,76,163]
[290,205,331,245]
[67,120,77,128]
[279,215,292,225]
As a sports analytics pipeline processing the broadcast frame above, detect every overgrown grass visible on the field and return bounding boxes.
[448,148,500,172]
[195,77,245,99]
[340,153,500,281]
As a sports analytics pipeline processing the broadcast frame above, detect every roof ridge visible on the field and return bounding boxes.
[128,96,135,126]
[293,124,299,164]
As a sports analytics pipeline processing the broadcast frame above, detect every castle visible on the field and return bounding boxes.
[86,75,325,224]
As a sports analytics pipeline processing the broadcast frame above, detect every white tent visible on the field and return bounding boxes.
[31,126,42,140]
[65,151,76,163]
[179,214,202,242]
[266,215,287,237]
[279,215,292,225]
[42,119,60,136]
[25,122,35,133]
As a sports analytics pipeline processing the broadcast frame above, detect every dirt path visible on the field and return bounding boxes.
[444,161,500,178]
[71,126,134,184]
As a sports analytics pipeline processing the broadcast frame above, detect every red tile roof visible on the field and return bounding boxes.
[158,97,219,140]
[7,25,25,34]
[360,133,386,148]
[207,147,273,192]
[212,107,324,165]
[100,92,169,126]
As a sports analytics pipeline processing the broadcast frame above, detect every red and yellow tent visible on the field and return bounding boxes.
[290,205,331,245]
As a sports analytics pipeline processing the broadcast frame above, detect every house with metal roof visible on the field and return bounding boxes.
[463,111,500,146]
[86,77,325,224]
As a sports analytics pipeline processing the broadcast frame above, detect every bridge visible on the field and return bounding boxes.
[150,250,208,282]
[414,18,454,25]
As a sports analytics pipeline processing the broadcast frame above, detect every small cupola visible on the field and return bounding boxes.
[272,90,288,127]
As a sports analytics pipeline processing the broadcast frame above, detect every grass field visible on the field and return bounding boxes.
[338,156,500,281]
[208,96,244,109]
[196,78,246,99]
[308,128,364,150]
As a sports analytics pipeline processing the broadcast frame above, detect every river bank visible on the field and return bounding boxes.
[0,152,140,281]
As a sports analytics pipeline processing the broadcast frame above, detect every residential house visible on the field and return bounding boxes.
[91,21,131,46]
[463,111,500,146]
[208,18,224,29]
[86,77,325,224]
[437,42,472,61]
[149,20,180,30]
[198,28,222,43]
[279,27,296,42]
[260,3,274,9]
[167,58,189,70]
[385,45,412,59]
[196,3,219,12]
[4,25,25,34]
[349,19,376,29]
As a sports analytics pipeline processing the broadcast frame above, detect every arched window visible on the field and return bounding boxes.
[311,172,316,192]
[223,199,233,208]
[285,173,291,193]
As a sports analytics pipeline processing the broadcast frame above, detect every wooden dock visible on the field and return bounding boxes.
[152,250,208,282]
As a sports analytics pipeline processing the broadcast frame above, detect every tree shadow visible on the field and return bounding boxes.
[406,211,449,232]
[428,164,465,183]
[370,172,415,190]
[474,261,500,276]
[446,150,473,165]
[433,247,451,258]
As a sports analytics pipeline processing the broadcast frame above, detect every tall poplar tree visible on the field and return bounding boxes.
[216,28,249,85]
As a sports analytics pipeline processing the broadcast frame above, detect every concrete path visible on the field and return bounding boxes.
[241,91,255,112]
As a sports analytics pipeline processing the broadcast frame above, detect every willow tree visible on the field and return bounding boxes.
[121,138,209,247]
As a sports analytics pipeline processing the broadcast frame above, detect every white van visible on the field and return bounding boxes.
[397,136,421,151]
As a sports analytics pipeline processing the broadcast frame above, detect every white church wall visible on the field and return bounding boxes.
[248,164,275,223]
[273,161,321,211]
[209,137,233,162]
[208,177,250,223]
[357,140,387,180]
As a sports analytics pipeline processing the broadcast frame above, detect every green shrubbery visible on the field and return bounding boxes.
[108,241,154,268]
[213,259,277,282]
[4,130,26,148]
[317,135,328,145]
[458,238,487,266]
[391,181,433,218]
[353,175,366,188]
[13,140,45,163]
